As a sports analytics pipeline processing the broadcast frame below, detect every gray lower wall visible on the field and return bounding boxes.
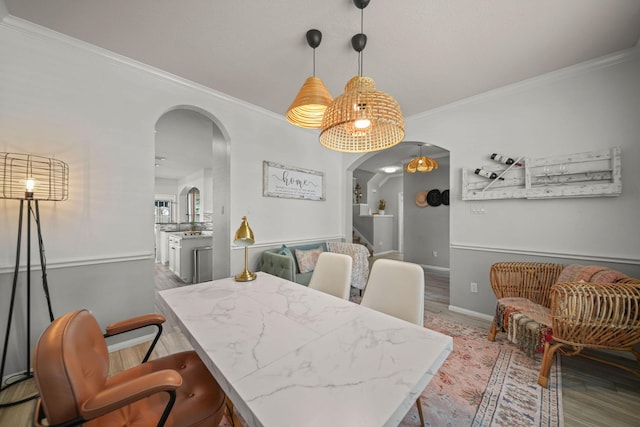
[403,159,450,268]
[0,258,154,378]
[450,247,640,317]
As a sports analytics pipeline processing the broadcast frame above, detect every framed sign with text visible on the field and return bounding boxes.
[263,161,325,201]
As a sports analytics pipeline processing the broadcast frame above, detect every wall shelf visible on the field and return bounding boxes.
[462,147,621,200]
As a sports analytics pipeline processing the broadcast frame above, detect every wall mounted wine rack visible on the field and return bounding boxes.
[462,147,621,200]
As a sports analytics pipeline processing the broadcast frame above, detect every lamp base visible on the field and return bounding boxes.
[234,269,257,282]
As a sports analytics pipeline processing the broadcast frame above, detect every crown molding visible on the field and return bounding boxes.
[0,15,285,122]
[408,46,640,122]
[0,1,8,20]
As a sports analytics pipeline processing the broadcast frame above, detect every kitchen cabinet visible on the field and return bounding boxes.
[168,233,213,283]
[160,230,181,265]
[168,235,181,276]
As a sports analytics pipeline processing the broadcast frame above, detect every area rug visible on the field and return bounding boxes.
[398,312,563,427]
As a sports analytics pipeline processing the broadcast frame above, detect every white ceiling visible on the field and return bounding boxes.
[4,0,640,174]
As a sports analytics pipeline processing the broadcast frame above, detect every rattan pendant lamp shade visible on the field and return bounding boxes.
[319,0,404,153]
[320,75,404,152]
[286,30,333,128]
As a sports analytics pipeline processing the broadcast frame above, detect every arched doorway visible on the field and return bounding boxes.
[346,141,450,269]
[154,107,231,279]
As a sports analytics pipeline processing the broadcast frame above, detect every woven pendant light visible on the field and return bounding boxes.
[320,76,404,152]
[319,0,404,152]
[286,76,333,128]
[405,145,439,173]
[286,30,333,128]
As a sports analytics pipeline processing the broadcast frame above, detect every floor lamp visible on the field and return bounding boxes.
[0,153,69,407]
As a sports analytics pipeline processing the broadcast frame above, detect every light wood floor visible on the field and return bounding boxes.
[2,254,639,426]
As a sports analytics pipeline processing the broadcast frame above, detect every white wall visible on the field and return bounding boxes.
[376,175,402,250]
[405,48,640,316]
[0,17,346,377]
[155,178,179,196]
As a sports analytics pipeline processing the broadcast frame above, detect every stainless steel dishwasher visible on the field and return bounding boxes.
[192,246,213,283]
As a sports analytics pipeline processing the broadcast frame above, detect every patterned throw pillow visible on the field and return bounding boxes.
[294,247,324,273]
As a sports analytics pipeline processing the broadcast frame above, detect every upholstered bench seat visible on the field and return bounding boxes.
[494,297,552,357]
[260,241,370,289]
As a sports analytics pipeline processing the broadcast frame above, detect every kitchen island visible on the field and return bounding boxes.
[168,232,213,283]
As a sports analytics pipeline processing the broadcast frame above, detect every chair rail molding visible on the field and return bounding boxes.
[451,243,639,265]
[0,252,154,274]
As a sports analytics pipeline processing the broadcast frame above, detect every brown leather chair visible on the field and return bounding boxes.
[33,309,226,427]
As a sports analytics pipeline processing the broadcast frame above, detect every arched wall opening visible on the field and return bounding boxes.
[345,141,451,271]
[154,105,231,280]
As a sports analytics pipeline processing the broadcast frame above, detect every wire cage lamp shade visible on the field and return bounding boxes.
[320,76,404,152]
[0,153,69,201]
[0,152,68,407]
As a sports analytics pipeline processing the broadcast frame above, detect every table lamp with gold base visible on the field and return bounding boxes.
[234,216,256,282]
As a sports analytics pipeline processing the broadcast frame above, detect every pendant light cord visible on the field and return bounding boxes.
[312,47,316,77]
[358,6,364,76]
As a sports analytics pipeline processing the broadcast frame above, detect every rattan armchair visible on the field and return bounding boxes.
[487,262,640,388]
[539,278,640,387]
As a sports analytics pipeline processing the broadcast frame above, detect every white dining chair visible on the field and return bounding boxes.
[308,252,353,300]
[360,258,427,426]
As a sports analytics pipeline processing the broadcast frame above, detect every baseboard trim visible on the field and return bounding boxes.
[107,332,155,353]
[372,250,397,256]
[420,264,450,273]
[447,305,494,322]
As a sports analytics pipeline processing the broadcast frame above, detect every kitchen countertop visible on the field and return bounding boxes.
[169,232,213,240]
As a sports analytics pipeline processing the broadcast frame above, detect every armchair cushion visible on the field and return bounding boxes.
[557,264,628,283]
[494,297,552,356]
[33,310,226,427]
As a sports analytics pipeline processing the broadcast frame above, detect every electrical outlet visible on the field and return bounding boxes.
[470,282,478,293]
[470,205,487,215]
[432,251,437,257]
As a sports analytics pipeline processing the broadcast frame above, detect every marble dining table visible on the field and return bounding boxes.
[158,272,453,427]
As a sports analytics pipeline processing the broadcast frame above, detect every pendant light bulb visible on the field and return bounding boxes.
[354,119,371,129]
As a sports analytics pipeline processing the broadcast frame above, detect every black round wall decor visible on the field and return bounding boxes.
[442,189,450,206]
[426,189,442,207]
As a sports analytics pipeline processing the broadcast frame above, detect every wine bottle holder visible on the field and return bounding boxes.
[462,147,621,200]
